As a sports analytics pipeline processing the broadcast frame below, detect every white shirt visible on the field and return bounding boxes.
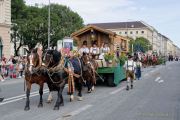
[136,61,142,68]
[124,60,136,71]
[90,47,99,54]
[79,47,89,55]
[100,47,110,54]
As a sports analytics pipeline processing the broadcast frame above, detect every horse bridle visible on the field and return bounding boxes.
[44,53,53,67]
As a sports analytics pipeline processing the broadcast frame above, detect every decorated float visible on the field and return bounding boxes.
[71,25,129,86]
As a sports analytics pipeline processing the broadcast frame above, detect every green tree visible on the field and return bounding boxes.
[12,2,84,52]
[11,0,26,20]
[11,0,27,56]
[133,37,152,53]
[128,37,134,54]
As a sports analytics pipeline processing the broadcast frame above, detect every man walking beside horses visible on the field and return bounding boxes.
[124,55,136,90]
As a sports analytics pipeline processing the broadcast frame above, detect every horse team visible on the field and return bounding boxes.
[24,48,98,111]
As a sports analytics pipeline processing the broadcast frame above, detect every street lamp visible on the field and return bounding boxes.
[48,0,51,49]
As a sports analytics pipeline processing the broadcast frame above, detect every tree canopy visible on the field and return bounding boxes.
[129,37,152,53]
[11,0,84,55]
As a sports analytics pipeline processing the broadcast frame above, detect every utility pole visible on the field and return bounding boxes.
[48,0,51,49]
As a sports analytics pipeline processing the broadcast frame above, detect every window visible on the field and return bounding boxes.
[130,31,133,34]
[119,32,122,34]
[136,31,138,34]
[141,31,144,34]
[125,31,127,34]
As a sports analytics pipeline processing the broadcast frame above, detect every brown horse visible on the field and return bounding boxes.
[81,53,98,93]
[24,48,49,111]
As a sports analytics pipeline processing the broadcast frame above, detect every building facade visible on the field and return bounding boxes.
[0,0,12,58]
[90,21,180,56]
[90,21,162,54]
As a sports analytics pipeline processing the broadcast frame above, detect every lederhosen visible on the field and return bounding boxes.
[126,61,134,80]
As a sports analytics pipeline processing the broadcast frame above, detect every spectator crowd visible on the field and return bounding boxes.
[0,54,26,82]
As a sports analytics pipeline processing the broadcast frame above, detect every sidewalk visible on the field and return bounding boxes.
[0,76,24,85]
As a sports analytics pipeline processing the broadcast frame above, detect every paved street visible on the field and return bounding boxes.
[0,61,180,120]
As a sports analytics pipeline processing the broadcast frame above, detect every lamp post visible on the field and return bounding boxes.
[48,0,51,49]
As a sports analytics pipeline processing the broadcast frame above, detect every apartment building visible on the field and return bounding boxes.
[90,21,161,53]
[0,0,12,58]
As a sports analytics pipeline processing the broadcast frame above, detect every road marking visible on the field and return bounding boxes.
[110,86,126,95]
[62,104,93,118]
[0,86,68,106]
[0,91,49,106]
[158,80,164,83]
[4,89,49,102]
[155,77,161,82]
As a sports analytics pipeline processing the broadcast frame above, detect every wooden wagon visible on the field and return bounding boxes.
[71,25,129,86]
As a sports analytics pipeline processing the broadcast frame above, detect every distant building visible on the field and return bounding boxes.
[90,21,159,53]
[0,0,12,58]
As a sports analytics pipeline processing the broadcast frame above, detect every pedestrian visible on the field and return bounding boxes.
[0,85,4,102]
[124,55,136,90]
[18,60,24,78]
[135,59,142,80]
[0,72,5,82]
[8,61,14,79]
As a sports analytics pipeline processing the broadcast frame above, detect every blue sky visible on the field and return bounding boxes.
[25,0,180,47]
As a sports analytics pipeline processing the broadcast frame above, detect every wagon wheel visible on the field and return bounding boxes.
[106,74,116,87]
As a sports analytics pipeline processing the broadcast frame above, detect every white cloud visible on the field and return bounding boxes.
[25,0,137,23]
[24,0,180,47]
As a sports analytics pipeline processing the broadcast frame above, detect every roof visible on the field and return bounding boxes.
[89,21,147,29]
[71,25,116,38]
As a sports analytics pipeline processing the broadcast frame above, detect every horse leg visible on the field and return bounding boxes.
[86,80,92,93]
[24,82,31,111]
[60,82,65,106]
[47,91,53,103]
[54,88,63,110]
[38,83,44,107]
[91,73,96,91]
[76,80,83,101]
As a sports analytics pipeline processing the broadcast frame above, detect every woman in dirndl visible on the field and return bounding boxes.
[135,59,142,80]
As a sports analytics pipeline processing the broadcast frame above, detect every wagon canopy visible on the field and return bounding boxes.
[71,25,129,53]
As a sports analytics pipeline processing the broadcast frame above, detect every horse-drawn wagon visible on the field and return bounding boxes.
[71,25,129,86]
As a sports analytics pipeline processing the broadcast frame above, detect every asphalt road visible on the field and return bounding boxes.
[0,61,179,120]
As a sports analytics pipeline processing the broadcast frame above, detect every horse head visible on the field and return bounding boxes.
[44,49,61,68]
[27,48,40,72]
[81,53,90,65]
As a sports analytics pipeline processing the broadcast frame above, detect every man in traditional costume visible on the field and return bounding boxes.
[79,41,89,56]
[124,55,136,90]
[99,43,110,60]
[90,43,100,59]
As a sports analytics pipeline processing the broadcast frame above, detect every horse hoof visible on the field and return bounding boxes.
[24,106,30,111]
[38,103,43,108]
[70,95,74,102]
[53,106,59,110]
[46,100,52,104]
[60,102,64,106]
[92,86,95,91]
[78,97,83,101]
[88,89,92,93]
